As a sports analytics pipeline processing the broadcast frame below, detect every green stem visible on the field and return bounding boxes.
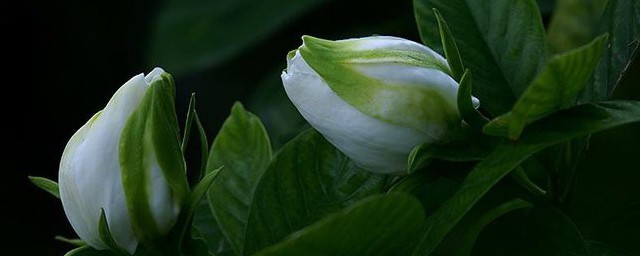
[511,166,547,197]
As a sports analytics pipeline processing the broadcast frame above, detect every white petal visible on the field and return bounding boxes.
[282,51,433,173]
[60,72,151,253]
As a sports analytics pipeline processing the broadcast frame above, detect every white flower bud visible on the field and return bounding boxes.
[58,68,189,253]
[282,36,478,173]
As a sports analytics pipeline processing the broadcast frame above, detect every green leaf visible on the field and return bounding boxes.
[28,176,60,199]
[148,0,330,75]
[484,34,609,139]
[243,129,388,254]
[407,127,497,173]
[181,93,196,152]
[582,0,640,102]
[202,102,272,256]
[414,0,547,115]
[438,198,532,256]
[412,100,640,255]
[433,8,464,81]
[546,0,608,53]
[64,246,115,256]
[192,199,235,256]
[254,194,425,256]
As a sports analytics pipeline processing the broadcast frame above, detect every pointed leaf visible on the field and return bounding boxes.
[243,129,387,254]
[28,176,60,199]
[414,0,547,115]
[201,102,272,255]
[255,194,424,256]
[413,100,640,255]
[149,0,331,75]
[484,34,609,139]
[433,8,464,81]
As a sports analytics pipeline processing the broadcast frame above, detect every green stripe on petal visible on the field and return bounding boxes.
[301,35,451,72]
[119,72,188,245]
[299,36,460,137]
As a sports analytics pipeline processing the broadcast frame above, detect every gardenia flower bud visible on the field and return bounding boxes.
[282,36,478,173]
[58,68,189,254]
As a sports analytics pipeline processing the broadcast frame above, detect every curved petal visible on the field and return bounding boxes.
[283,52,432,173]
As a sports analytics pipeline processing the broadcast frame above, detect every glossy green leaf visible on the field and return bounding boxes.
[149,0,330,75]
[243,129,387,254]
[28,176,60,199]
[433,8,464,81]
[582,0,640,102]
[546,0,608,53]
[414,0,547,115]
[412,100,640,255]
[203,102,272,255]
[254,194,424,256]
[441,199,532,256]
[484,34,609,139]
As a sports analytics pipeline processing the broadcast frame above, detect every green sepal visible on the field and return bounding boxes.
[28,176,60,199]
[299,36,460,134]
[434,8,464,81]
[181,93,197,153]
[120,72,189,244]
[457,69,489,128]
[484,34,609,139]
[64,246,115,256]
[98,209,131,256]
[55,236,87,247]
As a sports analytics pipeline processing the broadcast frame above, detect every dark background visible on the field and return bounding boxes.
[2,0,638,255]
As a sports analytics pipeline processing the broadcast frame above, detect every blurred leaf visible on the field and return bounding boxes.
[28,176,60,199]
[484,34,608,139]
[412,100,640,255]
[442,199,533,256]
[254,194,424,256]
[414,0,547,116]
[243,129,387,255]
[192,199,234,256]
[149,0,330,75]
[473,206,592,256]
[587,240,635,256]
[581,0,640,102]
[525,206,590,255]
[547,0,608,53]
[594,202,640,255]
[203,102,272,255]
